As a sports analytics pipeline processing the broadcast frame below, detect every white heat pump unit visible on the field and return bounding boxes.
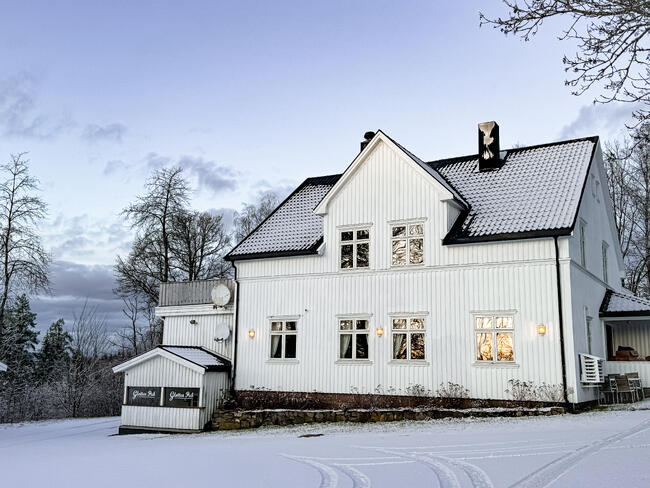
[579,353,604,385]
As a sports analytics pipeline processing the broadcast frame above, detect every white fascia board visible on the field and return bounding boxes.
[155,304,234,318]
[112,348,206,375]
[314,130,461,216]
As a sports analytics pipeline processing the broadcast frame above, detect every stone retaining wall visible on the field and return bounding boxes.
[212,406,565,431]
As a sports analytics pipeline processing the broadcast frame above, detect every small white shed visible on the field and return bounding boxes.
[113,346,230,433]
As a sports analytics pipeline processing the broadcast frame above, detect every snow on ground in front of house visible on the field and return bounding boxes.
[2,408,650,488]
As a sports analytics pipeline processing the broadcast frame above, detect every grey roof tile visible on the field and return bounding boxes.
[601,290,650,317]
[161,346,230,371]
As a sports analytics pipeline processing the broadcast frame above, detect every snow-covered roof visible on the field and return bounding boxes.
[0,361,7,372]
[227,134,599,260]
[112,346,230,374]
[600,290,650,317]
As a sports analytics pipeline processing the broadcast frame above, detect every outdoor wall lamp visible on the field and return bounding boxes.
[376,327,384,337]
[189,319,198,325]
[248,329,256,338]
[537,324,547,335]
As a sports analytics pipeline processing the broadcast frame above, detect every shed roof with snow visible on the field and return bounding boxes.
[113,346,231,374]
[600,290,650,318]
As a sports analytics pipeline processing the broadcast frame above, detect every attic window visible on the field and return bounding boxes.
[340,228,370,269]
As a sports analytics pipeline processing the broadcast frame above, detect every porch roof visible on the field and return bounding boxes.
[600,290,650,318]
[112,346,231,374]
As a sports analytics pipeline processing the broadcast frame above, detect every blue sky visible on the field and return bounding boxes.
[0,1,637,334]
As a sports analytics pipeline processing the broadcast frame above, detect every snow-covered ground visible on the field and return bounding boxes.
[2,408,650,487]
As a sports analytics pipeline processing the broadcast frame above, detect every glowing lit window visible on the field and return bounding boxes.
[475,314,514,363]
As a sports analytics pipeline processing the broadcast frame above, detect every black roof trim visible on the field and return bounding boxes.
[227,238,323,262]
[600,289,613,314]
[158,345,231,372]
[599,289,650,318]
[225,175,339,262]
[443,227,572,245]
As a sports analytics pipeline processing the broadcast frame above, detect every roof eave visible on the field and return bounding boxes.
[443,227,572,246]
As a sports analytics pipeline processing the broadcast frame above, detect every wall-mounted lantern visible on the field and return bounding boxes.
[248,329,256,338]
[537,324,547,335]
[189,319,198,325]
[376,327,384,337]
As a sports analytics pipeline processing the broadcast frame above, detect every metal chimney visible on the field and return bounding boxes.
[360,131,375,151]
[478,121,501,171]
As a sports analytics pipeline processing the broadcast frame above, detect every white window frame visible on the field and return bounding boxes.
[337,316,371,362]
[602,241,609,283]
[390,220,425,267]
[473,312,516,364]
[339,226,371,270]
[579,220,587,267]
[585,307,593,355]
[269,318,298,360]
[390,315,427,362]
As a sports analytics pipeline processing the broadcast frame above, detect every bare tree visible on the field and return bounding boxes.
[233,192,279,244]
[0,153,50,335]
[481,1,650,121]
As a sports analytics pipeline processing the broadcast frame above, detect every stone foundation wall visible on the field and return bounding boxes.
[212,406,565,431]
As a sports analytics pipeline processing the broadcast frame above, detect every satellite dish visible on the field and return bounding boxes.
[214,322,231,341]
[211,284,231,307]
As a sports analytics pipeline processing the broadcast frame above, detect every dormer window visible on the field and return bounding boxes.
[340,227,370,269]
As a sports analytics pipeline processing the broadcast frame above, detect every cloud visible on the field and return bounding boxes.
[31,260,124,335]
[178,155,238,194]
[103,159,128,176]
[0,72,72,139]
[82,122,126,142]
[559,103,640,141]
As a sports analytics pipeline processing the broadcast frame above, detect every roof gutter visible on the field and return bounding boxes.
[554,236,570,405]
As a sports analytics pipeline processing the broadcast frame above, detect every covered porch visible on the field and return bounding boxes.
[601,290,650,396]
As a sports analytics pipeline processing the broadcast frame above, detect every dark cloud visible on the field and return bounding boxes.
[178,155,238,194]
[31,260,124,334]
[0,72,72,139]
[559,103,639,140]
[82,122,126,142]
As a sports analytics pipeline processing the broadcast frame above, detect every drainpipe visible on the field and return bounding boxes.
[229,262,240,399]
[554,236,570,405]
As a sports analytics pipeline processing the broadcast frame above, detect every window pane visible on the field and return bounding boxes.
[409,224,423,236]
[476,316,492,329]
[476,333,493,360]
[285,321,297,331]
[356,334,369,359]
[270,335,282,358]
[497,333,514,361]
[357,242,369,268]
[340,334,352,359]
[355,319,368,330]
[392,226,406,237]
[284,334,296,359]
[411,333,425,360]
[392,318,407,329]
[410,318,424,329]
[392,239,406,266]
[496,317,512,329]
[339,320,353,331]
[393,333,407,359]
[271,321,282,331]
[341,244,354,268]
[356,229,369,240]
[341,231,353,241]
[409,238,424,264]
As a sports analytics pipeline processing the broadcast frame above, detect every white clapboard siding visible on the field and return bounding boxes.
[611,322,650,358]
[161,310,235,359]
[121,405,201,431]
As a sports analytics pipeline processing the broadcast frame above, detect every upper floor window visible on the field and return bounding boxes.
[391,317,426,361]
[340,228,370,269]
[475,314,515,363]
[270,319,297,359]
[391,222,424,266]
[579,220,587,267]
[602,241,609,283]
[338,318,369,360]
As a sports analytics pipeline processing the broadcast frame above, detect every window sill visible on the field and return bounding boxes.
[265,359,299,364]
[335,359,373,365]
[390,263,425,269]
[389,360,430,366]
[472,361,519,368]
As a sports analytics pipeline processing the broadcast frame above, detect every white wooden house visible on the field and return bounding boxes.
[114,123,650,432]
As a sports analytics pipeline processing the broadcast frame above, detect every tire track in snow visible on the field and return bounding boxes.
[283,455,340,488]
[371,447,461,488]
[334,464,372,488]
[510,418,650,488]
[428,454,494,488]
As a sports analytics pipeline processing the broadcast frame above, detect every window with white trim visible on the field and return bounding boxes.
[579,221,587,267]
[391,223,424,266]
[340,228,370,269]
[391,317,426,360]
[602,241,609,283]
[475,314,515,363]
[585,307,593,355]
[270,320,297,359]
[338,318,369,360]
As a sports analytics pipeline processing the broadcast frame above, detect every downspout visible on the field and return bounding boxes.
[229,261,240,399]
[554,236,570,405]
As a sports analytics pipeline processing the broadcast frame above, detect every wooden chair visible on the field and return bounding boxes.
[625,372,644,401]
[600,376,618,405]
